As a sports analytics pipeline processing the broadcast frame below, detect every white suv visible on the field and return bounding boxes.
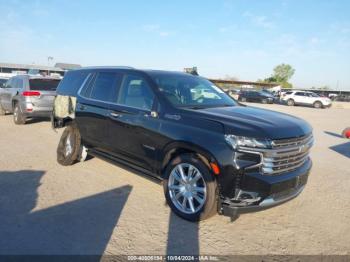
[281,91,332,108]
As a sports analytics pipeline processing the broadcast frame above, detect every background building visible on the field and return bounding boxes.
[0,62,81,78]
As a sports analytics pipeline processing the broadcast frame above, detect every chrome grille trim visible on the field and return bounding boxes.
[271,133,313,148]
[239,134,313,175]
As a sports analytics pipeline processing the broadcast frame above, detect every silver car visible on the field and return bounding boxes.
[0,75,61,124]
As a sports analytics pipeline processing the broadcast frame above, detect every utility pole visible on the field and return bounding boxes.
[47,56,54,76]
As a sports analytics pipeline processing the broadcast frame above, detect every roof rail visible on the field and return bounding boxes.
[81,66,135,70]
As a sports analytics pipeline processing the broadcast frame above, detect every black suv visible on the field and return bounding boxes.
[52,67,313,221]
[238,90,274,104]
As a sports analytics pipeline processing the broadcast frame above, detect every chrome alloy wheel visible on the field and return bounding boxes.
[168,163,207,214]
[65,133,73,156]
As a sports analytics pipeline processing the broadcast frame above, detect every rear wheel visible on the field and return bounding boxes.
[163,154,218,222]
[313,101,323,109]
[57,123,83,166]
[13,104,26,125]
[287,99,295,106]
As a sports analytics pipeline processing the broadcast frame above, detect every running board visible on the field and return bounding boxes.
[88,149,162,183]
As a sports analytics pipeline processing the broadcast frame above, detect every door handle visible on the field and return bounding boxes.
[144,111,158,118]
[110,112,121,118]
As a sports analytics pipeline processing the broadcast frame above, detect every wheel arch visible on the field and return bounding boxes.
[314,100,323,106]
[12,99,19,108]
[159,141,219,178]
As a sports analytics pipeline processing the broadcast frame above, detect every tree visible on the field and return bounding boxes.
[272,64,295,83]
[261,63,295,88]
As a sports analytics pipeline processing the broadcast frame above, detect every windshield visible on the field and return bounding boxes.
[309,93,320,97]
[151,73,237,108]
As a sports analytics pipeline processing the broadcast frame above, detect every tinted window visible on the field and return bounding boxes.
[308,93,319,97]
[15,78,24,89]
[285,91,293,95]
[295,92,305,96]
[57,70,90,96]
[5,79,14,88]
[89,72,119,102]
[29,79,60,91]
[80,74,96,98]
[0,79,7,88]
[118,74,154,110]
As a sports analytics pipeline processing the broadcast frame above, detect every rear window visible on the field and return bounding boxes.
[29,79,60,91]
[56,70,90,96]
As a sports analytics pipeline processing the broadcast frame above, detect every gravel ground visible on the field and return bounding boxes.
[0,104,349,255]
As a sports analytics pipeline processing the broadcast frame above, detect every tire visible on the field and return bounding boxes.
[261,98,267,104]
[13,104,26,125]
[313,101,323,109]
[342,128,350,139]
[163,154,218,222]
[57,123,82,166]
[0,104,5,115]
[287,99,295,106]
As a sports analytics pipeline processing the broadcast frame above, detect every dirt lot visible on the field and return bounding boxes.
[0,103,349,255]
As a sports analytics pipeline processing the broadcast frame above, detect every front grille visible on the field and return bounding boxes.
[271,133,313,148]
[262,134,313,175]
[239,134,313,175]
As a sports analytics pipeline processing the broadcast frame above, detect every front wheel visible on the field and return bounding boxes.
[313,101,323,109]
[13,104,26,125]
[287,99,295,106]
[261,98,268,104]
[163,154,218,222]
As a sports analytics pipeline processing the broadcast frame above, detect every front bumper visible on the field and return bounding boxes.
[218,159,311,217]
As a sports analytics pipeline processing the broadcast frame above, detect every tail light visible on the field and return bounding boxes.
[22,91,41,97]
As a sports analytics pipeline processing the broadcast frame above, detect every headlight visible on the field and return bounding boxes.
[225,135,271,149]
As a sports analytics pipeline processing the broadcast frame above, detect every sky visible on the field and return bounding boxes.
[0,0,350,90]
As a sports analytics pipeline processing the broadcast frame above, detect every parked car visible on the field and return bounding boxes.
[0,75,60,124]
[52,67,313,222]
[238,90,274,104]
[281,91,332,108]
[335,94,350,102]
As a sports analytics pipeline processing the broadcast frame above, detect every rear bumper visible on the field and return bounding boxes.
[219,159,311,217]
[24,110,52,118]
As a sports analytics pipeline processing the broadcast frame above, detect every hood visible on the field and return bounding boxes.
[184,106,312,140]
